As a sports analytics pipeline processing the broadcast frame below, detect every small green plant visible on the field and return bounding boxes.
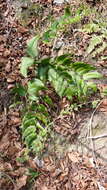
[92,99,100,108]
[16,149,29,163]
[42,5,90,44]
[21,104,50,154]
[21,44,102,100]
[19,36,102,154]
[82,21,107,58]
[101,87,107,98]
[27,168,40,183]
[19,8,102,154]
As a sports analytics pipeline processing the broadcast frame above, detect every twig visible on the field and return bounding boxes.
[3,107,7,127]
[88,100,103,138]
[88,100,103,165]
[0,171,16,189]
[51,36,58,58]
[88,134,107,140]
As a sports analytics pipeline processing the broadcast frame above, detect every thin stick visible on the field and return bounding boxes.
[88,100,103,165]
[1,171,16,188]
[88,134,107,140]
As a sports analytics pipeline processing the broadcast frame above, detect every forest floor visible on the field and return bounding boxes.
[0,0,107,189]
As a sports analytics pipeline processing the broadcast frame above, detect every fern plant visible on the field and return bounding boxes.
[19,36,102,154]
[21,40,102,101]
[43,6,90,43]
[82,21,107,58]
[19,8,102,154]
[21,105,49,153]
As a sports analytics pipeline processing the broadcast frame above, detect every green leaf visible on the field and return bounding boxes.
[82,23,100,33]
[92,42,107,57]
[20,57,34,77]
[36,113,48,125]
[12,84,27,96]
[101,56,107,60]
[28,79,45,101]
[55,76,67,97]
[43,95,53,106]
[51,20,59,31]
[48,68,57,81]
[22,120,36,132]
[86,82,97,92]
[72,62,95,74]
[25,133,37,147]
[43,30,51,43]
[23,125,36,140]
[28,168,39,180]
[56,54,72,66]
[31,139,44,152]
[56,54,70,62]
[65,85,77,100]
[27,36,39,58]
[87,35,103,54]
[68,15,81,24]
[83,71,102,80]
[38,64,49,81]
[64,7,71,17]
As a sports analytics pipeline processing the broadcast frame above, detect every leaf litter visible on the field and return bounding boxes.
[0,0,107,189]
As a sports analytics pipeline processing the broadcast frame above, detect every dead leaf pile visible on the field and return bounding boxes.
[54,114,81,142]
[34,152,107,190]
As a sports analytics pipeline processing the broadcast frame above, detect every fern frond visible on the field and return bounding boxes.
[83,71,102,80]
[87,35,103,54]
[47,60,102,100]
[21,109,48,154]
[92,42,107,57]
[22,125,36,140]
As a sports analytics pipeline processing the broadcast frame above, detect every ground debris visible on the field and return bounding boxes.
[0,0,107,189]
[34,152,106,190]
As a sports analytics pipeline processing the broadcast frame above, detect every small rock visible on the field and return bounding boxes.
[33,157,44,168]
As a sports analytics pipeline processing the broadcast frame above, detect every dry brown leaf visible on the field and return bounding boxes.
[10,168,27,177]
[5,62,11,72]
[17,26,28,34]
[11,117,21,124]
[4,49,10,57]
[28,159,37,169]
[40,186,49,190]
[4,162,13,171]
[7,78,15,83]
[0,134,10,151]
[16,175,27,190]
[67,152,80,163]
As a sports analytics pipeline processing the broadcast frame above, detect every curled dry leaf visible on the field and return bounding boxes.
[7,84,15,89]
[7,78,15,83]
